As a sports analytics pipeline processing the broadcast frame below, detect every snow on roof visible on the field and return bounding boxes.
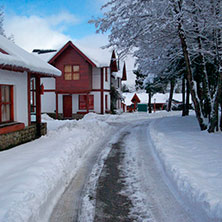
[33,41,112,68]
[33,51,57,63]
[77,44,111,67]
[0,36,61,76]
[112,71,122,79]
[123,92,184,106]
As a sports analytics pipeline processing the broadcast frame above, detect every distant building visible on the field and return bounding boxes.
[123,92,189,112]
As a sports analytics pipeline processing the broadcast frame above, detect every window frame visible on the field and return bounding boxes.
[64,64,80,81]
[79,95,94,110]
[0,84,14,123]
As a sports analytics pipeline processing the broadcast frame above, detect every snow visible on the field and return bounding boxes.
[33,42,112,68]
[0,35,61,76]
[149,113,222,221]
[1,111,222,221]
[0,114,113,222]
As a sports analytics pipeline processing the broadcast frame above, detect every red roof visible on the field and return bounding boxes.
[110,50,118,72]
[122,62,127,81]
[131,93,141,103]
[48,41,97,67]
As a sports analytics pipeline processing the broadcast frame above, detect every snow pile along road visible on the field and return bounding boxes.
[0,114,113,222]
[149,115,222,222]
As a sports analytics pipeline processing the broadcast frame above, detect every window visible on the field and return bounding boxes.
[0,85,13,123]
[79,95,94,110]
[88,95,94,110]
[64,65,80,80]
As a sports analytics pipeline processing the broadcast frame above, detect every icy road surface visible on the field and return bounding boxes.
[51,119,194,222]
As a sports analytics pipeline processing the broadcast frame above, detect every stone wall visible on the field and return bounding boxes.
[47,113,84,120]
[0,123,47,151]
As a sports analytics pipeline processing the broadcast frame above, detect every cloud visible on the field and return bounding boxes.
[47,11,79,27]
[4,12,135,88]
[4,12,78,52]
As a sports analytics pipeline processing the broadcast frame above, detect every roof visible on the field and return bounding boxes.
[33,41,112,68]
[122,62,127,81]
[123,92,186,106]
[0,35,61,76]
[131,93,141,103]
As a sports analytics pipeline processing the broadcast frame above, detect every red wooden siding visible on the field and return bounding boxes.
[53,45,92,92]
[63,95,72,118]
[79,95,94,110]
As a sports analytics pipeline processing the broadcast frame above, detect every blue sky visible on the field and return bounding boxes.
[2,0,104,40]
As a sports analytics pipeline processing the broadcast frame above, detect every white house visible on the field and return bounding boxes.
[0,35,61,149]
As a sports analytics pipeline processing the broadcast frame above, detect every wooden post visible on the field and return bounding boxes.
[101,68,104,114]
[35,75,41,137]
[27,73,31,125]
[86,93,89,113]
[56,92,58,119]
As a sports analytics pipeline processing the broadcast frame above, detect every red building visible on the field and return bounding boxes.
[34,41,112,118]
[34,41,128,117]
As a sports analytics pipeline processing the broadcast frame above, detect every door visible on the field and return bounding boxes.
[63,95,72,118]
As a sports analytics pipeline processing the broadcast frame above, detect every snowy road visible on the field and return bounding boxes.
[51,118,194,222]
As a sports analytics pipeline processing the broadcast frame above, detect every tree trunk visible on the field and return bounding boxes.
[185,77,190,116]
[174,0,207,130]
[208,89,219,132]
[167,79,175,112]
[148,92,152,113]
[220,101,222,131]
[208,0,222,132]
[191,0,212,119]
[182,75,186,116]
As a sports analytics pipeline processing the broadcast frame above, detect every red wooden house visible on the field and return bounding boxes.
[34,41,112,118]
[0,35,61,150]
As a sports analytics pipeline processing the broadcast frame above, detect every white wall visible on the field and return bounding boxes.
[41,77,55,90]
[58,94,63,114]
[0,69,28,126]
[92,67,101,89]
[90,92,101,113]
[104,92,111,112]
[41,92,56,113]
[41,78,56,113]
[104,68,111,90]
[72,94,78,114]
[92,67,111,90]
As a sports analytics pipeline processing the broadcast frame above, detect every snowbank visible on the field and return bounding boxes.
[0,114,113,222]
[149,115,222,221]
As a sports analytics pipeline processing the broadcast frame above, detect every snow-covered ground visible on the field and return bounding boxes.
[0,114,114,222]
[149,114,222,221]
[0,111,222,221]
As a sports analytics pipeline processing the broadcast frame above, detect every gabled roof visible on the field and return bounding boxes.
[48,41,97,67]
[110,50,118,72]
[131,93,141,103]
[0,35,61,76]
[122,62,127,81]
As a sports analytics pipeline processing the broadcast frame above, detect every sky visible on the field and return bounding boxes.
[1,0,136,87]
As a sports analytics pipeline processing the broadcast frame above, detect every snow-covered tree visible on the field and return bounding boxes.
[92,0,222,132]
[0,6,5,36]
